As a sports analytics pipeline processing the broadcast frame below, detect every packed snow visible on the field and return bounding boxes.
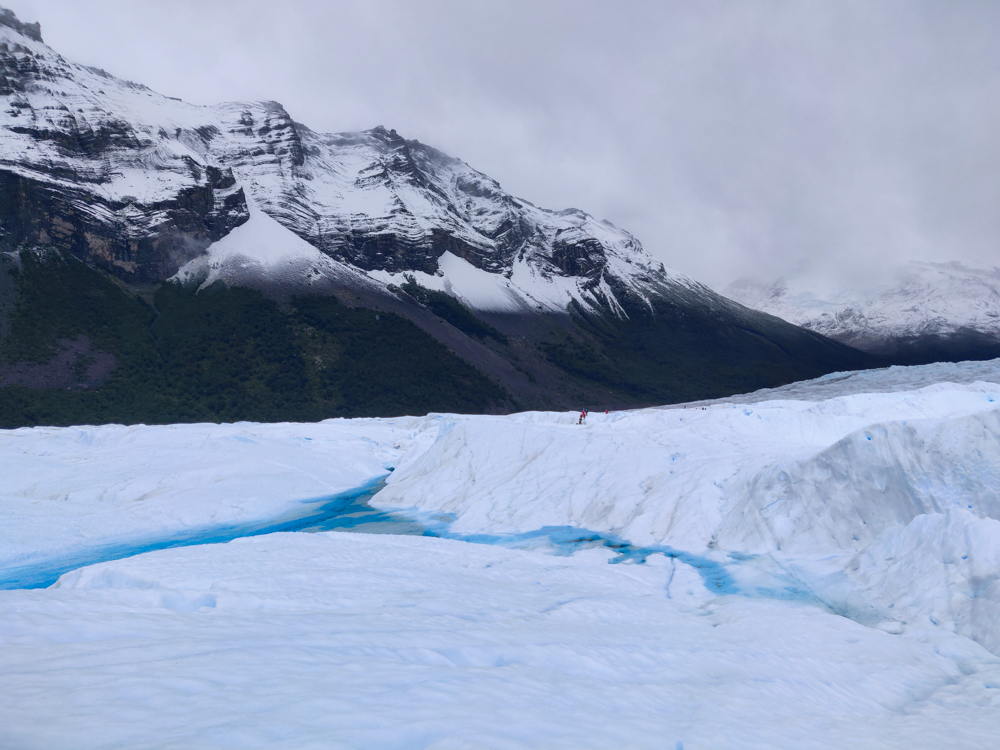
[0,417,403,581]
[4,533,1000,749]
[3,359,1000,748]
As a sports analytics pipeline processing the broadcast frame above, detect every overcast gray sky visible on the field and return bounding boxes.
[11,0,1000,288]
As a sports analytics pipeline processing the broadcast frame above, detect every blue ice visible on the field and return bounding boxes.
[3,478,820,607]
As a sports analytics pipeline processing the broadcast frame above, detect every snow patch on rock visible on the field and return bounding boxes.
[170,198,374,292]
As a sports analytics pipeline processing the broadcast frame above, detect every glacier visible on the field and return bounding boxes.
[3,359,1000,747]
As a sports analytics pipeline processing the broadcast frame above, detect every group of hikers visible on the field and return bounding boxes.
[578,408,609,425]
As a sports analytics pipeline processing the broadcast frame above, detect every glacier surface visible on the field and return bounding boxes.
[3,359,1000,747]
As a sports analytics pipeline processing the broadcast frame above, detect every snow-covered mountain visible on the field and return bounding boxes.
[0,8,879,422]
[0,9,683,317]
[725,262,1000,363]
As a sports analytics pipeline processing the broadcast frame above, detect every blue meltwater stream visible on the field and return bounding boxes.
[1,475,735,593]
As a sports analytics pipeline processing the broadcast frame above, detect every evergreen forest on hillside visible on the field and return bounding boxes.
[0,251,509,427]
[0,250,885,429]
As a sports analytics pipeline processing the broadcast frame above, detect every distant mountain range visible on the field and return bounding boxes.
[725,262,1000,365]
[0,7,879,426]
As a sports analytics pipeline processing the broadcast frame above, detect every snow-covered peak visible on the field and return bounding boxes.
[0,7,700,317]
[724,261,1000,350]
[216,119,691,316]
[0,21,228,186]
[0,7,41,42]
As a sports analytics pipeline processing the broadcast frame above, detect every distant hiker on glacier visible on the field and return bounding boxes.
[578,410,586,425]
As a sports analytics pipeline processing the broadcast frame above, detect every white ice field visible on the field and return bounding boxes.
[3,361,1000,749]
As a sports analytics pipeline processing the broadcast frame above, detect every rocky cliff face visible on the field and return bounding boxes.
[207,117,683,316]
[0,20,250,281]
[0,8,40,42]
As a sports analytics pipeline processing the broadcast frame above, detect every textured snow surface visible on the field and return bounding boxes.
[378,383,1000,549]
[0,417,407,572]
[725,262,1000,343]
[3,533,1000,750]
[4,360,1000,747]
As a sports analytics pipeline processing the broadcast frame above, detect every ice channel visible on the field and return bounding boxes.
[0,474,744,595]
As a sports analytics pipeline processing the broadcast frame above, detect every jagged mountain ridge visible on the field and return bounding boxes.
[0,11,681,318]
[725,262,1000,364]
[0,8,882,425]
